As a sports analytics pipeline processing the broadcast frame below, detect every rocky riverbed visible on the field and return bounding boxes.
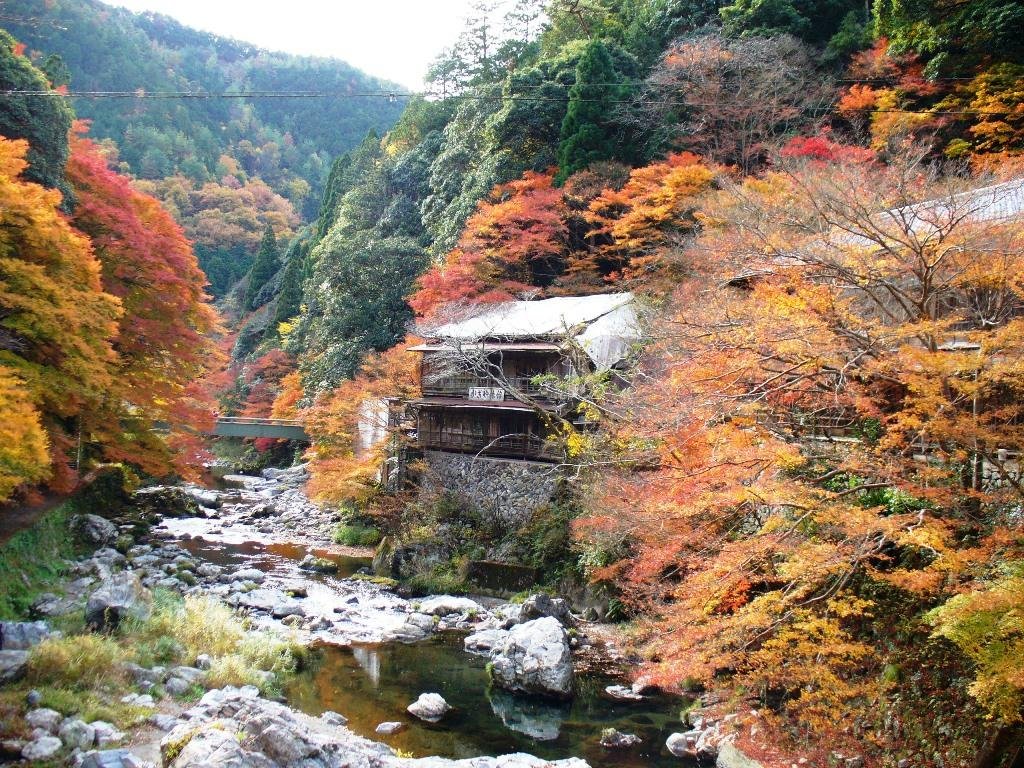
[1,465,763,768]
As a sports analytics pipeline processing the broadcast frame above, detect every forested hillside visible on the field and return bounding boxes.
[2,0,1024,763]
[230,0,1024,764]
[2,0,406,292]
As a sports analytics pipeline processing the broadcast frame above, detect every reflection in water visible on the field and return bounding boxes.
[352,646,381,688]
[487,688,568,741]
[285,635,687,768]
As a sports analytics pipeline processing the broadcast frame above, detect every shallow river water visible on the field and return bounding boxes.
[162,516,688,767]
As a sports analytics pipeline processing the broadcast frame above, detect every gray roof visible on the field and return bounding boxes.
[419,293,642,370]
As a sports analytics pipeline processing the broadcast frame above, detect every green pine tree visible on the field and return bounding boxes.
[268,239,306,337]
[555,39,625,185]
[245,224,280,310]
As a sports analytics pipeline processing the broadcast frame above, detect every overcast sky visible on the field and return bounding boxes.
[105,0,496,89]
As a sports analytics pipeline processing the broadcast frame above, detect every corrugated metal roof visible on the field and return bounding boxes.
[418,293,642,370]
[831,176,1024,249]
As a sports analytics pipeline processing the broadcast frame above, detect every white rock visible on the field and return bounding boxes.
[490,617,573,698]
[375,721,403,735]
[21,736,62,761]
[417,595,481,616]
[25,708,62,733]
[407,692,450,722]
[91,720,125,747]
[58,718,95,750]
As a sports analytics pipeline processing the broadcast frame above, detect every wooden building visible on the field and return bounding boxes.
[408,294,640,463]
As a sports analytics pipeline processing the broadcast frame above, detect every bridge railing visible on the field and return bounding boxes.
[216,416,306,427]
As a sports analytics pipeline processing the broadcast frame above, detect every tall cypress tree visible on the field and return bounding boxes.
[245,223,280,310]
[555,39,625,185]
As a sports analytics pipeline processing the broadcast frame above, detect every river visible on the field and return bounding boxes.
[157,503,690,768]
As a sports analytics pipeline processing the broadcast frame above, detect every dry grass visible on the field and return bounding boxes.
[26,634,130,688]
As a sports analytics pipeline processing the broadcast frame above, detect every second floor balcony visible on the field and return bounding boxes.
[421,373,562,403]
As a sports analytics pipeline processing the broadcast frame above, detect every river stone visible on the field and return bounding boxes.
[164,677,192,696]
[417,595,481,616]
[25,708,62,733]
[520,594,569,624]
[164,726,251,768]
[196,563,222,578]
[490,617,574,699]
[185,487,221,509]
[72,513,119,546]
[0,620,51,650]
[464,628,509,656]
[605,684,644,701]
[233,568,266,583]
[85,571,153,630]
[600,729,641,748]
[79,749,153,768]
[21,736,62,761]
[717,741,764,768]
[149,713,180,731]
[92,721,125,747]
[407,692,450,722]
[58,717,96,749]
[320,711,347,726]
[271,601,304,619]
[667,732,696,757]
[375,721,403,735]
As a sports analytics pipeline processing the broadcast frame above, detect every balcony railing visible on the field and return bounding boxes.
[422,374,560,402]
[418,429,562,461]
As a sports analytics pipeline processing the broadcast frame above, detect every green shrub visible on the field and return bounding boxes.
[0,502,76,618]
[333,524,382,547]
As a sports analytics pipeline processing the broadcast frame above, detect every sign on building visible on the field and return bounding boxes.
[468,387,505,401]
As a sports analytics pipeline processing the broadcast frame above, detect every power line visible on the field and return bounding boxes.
[0,88,1016,117]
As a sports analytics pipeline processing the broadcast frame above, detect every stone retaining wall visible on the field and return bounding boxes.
[421,451,559,528]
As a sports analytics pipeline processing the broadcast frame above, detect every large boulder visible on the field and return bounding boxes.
[0,620,51,650]
[490,617,574,699]
[71,513,119,546]
[85,571,153,630]
[417,595,481,617]
[407,692,450,722]
[130,486,201,520]
[163,725,252,768]
[519,594,569,624]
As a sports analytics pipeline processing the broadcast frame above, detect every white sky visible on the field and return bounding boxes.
[105,0,490,90]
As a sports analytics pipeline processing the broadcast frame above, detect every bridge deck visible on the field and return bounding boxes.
[213,417,309,441]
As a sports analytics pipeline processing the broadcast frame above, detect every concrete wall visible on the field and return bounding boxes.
[421,450,560,528]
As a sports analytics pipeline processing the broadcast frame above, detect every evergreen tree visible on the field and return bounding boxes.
[245,224,280,310]
[269,239,306,336]
[555,39,627,185]
[0,31,74,202]
[315,154,350,241]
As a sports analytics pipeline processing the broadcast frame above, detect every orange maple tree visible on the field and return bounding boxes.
[578,151,1024,752]
[0,137,121,499]
[67,130,222,478]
